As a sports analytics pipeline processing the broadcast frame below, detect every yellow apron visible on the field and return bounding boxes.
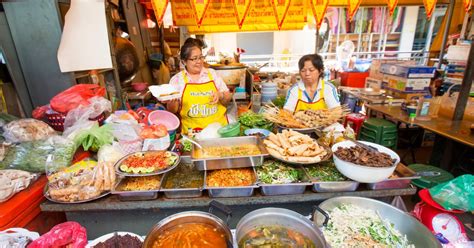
[294,80,328,112]
[179,71,228,133]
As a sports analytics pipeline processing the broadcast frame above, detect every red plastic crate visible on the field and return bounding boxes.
[339,71,370,88]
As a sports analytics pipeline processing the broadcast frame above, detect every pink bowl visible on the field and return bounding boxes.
[148,110,180,131]
[132,82,149,92]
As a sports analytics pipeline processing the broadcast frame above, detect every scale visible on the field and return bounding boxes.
[413,189,468,245]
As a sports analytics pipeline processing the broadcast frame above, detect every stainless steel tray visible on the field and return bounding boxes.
[312,181,360,192]
[160,156,205,199]
[44,185,110,204]
[366,176,420,190]
[111,175,162,201]
[114,151,180,177]
[205,167,258,198]
[259,183,311,196]
[191,136,268,170]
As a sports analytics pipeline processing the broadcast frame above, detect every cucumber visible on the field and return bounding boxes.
[145,167,154,173]
[132,168,141,174]
[120,164,128,172]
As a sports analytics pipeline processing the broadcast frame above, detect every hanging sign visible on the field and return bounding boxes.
[347,0,362,21]
[386,0,398,16]
[151,0,168,26]
[190,0,211,27]
[309,0,329,30]
[423,0,437,20]
[271,0,292,30]
[233,0,252,28]
[464,0,472,12]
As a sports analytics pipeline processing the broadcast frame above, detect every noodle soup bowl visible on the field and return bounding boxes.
[143,211,233,248]
[331,141,399,183]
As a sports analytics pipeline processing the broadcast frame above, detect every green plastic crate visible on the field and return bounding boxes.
[408,164,454,189]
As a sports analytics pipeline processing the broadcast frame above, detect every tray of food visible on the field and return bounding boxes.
[263,130,331,165]
[256,160,311,196]
[303,161,359,192]
[112,175,162,201]
[366,163,425,190]
[191,136,268,170]
[86,232,143,248]
[115,151,179,177]
[160,156,205,199]
[205,167,258,198]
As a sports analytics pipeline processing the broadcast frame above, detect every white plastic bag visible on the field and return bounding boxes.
[97,143,124,164]
[195,122,222,140]
[0,228,39,248]
[63,96,111,132]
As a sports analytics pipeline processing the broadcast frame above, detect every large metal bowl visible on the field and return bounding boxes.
[314,196,441,248]
[236,208,329,248]
[143,211,233,248]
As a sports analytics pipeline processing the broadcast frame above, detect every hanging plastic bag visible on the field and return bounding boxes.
[50,84,106,114]
[429,174,474,212]
[27,221,87,248]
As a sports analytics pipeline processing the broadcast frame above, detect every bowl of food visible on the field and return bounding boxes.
[148,110,180,134]
[331,140,399,183]
[244,128,271,138]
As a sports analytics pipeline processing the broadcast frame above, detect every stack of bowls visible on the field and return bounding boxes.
[261,82,278,103]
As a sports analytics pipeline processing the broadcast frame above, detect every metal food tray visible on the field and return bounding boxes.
[191,136,268,171]
[366,163,421,190]
[257,165,311,196]
[44,185,110,204]
[312,181,360,192]
[205,167,258,198]
[111,175,163,201]
[160,156,205,199]
[114,151,180,177]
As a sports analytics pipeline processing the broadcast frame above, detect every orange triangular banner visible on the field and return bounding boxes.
[271,0,292,30]
[464,0,472,12]
[151,0,168,26]
[386,0,398,16]
[347,0,362,21]
[233,0,252,29]
[310,0,329,30]
[190,0,211,27]
[423,0,437,20]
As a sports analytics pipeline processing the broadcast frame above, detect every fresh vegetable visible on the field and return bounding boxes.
[239,225,316,248]
[163,163,203,189]
[181,139,192,152]
[238,111,273,132]
[73,123,113,152]
[257,160,306,184]
[272,96,286,109]
[119,151,178,174]
[305,161,347,181]
[140,124,168,139]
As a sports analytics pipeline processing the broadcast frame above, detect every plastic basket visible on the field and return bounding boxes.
[45,111,105,132]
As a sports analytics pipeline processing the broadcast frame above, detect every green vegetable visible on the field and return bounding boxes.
[257,160,306,184]
[305,161,346,181]
[73,123,113,152]
[272,96,286,109]
[238,111,273,132]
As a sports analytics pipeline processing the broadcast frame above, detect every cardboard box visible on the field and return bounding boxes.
[365,77,383,90]
[383,75,430,92]
[380,64,436,78]
[383,86,428,101]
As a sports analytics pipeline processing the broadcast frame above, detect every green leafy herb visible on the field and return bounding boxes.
[257,160,306,184]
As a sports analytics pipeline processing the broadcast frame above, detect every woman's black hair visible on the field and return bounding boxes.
[180,38,204,61]
[298,54,324,78]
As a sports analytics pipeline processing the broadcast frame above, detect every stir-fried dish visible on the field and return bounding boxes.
[152,223,228,248]
[257,160,306,184]
[239,225,316,248]
[119,151,178,174]
[305,161,347,181]
[206,168,255,187]
[116,176,161,191]
[163,163,203,189]
[322,204,414,248]
[195,144,261,158]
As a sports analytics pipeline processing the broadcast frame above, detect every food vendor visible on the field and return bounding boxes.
[166,38,232,133]
[283,54,340,112]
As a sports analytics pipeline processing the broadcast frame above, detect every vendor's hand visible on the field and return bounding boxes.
[210,91,221,104]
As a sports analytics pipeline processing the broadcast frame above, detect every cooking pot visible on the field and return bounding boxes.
[236,207,329,247]
[314,196,441,248]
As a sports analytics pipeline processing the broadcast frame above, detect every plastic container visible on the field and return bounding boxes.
[218,122,241,137]
[417,96,432,121]
[131,82,149,92]
[148,110,180,132]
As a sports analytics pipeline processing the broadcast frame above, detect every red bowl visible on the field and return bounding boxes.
[132,82,149,92]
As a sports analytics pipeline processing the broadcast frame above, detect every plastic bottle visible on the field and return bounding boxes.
[417,95,432,121]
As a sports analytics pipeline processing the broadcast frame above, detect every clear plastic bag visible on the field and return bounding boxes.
[27,221,87,248]
[429,174,474,212]
[2,119,56,143]
[0,228,39,248]
[0,170,37,203]
[63,96,111,132]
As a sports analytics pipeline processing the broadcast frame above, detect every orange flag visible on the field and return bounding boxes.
[464,0,472,12]
[190,0,211,27]
[423,0,437,20]
[347,0,362,21]
[271,0,292,30]
[310,0,329,30]
[233,0,252,29]
[386,0,398,16]
[151,0,168,26]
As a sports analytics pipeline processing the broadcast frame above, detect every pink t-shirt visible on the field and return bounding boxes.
[169,68,229,94]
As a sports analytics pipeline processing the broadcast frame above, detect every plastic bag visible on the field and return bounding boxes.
[50,84,106,114]
[439,84,474,121]
[72,123,113,152]
[0,136,76,173]
[0,228,39,248]
[63,96,111,131]
[98,143,124,164]
[27,221,87,248]
[429,174,474,212]
[0,170,37,203]
[194,122,222,140]
[2,119,56,143]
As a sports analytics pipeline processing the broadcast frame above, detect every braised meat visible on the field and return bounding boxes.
[335,146,394,167]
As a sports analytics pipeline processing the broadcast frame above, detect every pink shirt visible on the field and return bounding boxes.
[169,68,229,94]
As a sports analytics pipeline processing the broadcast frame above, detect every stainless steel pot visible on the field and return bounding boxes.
[143,211,233,248]
[314,196,441,248]
[236,208,329,248]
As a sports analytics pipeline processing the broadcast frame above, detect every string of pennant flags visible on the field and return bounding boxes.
[147,0,470,31]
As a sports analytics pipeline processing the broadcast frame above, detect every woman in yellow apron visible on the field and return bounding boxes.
[167,38,232,133]
[283,54,340,112]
